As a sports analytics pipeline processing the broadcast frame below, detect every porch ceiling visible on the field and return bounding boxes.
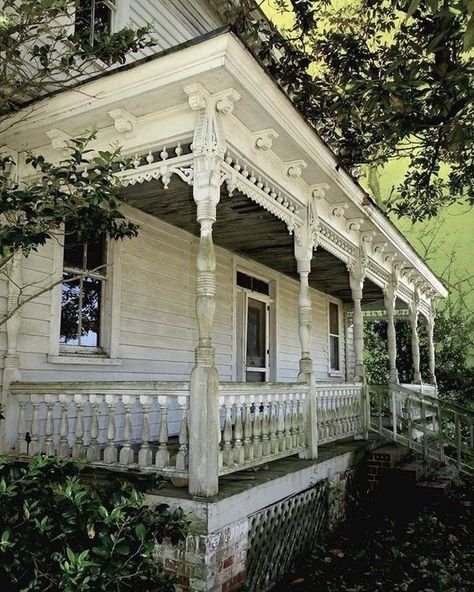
[121,177,383,305]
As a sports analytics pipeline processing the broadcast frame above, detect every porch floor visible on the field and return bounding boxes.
[151,432,386,503]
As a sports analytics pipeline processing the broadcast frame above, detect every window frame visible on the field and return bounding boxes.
[327,297,343,376]
[73,1,130,45]
[48,229,122,365]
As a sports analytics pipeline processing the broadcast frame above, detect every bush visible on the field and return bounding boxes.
[0,456,187,592]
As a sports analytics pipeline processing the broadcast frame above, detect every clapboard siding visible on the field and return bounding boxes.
[6,205,347,384]
[129,0,221,59]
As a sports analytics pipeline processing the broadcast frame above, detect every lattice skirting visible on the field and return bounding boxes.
[246,480,329,592]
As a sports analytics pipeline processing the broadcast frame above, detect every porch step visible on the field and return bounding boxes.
[387,460,431,484]
[414,479,452,501]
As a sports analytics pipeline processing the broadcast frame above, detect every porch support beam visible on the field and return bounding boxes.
[383,271,399,384]
[349,243,367,383]
[186,84,238,497]
[409,289,422,384]
[427,305,437,386]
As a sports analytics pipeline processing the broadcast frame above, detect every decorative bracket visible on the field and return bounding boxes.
[311,183,331,200]
[346,217,364,232]
[46,128,71,153]
[108,108,137,138]
[373,241,388,254]
[286,159,307,178]
[361,230,376,244]
[331,201,349,217]
[253,128,279,151]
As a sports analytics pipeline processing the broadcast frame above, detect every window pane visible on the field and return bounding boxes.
[60,274,81,345]
[330,335,340,371]
[329,302,339,335]
[80,277,102,346]
[63,231,85,270]
[246,298,266,368]
[86,236,106,272]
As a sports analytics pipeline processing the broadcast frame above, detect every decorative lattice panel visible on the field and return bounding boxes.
[246,481,328,592]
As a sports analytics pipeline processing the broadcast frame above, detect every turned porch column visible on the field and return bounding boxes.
[409,290,422,384]
[349,247,367,383]
[185,84,237,497]
[383,273,399,384]
[427,305,437,385]
[294,194,319,459]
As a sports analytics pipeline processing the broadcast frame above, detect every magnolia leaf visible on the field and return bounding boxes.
[464,14,474,51]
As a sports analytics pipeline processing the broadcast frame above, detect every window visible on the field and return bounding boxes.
[74,0,117,46]
[60,230,106,349]
[329,301,340,372]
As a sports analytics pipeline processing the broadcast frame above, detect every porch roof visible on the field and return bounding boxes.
[4,28,447,309]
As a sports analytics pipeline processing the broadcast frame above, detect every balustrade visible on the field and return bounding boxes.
[11,382,190,477]
[10,380,365,479]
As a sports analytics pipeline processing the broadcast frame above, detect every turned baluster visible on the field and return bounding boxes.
[291,396,299,448]
[298,393,306,447]
[119,407,135,465]
[155,397,170,469]
[327,392,336,438]
[222,401,234,466]
[58,399,70,458]
[175,397,189,471]
[103,400,118,464]
[261,398,270,457]
[29,399,41,455]
[284,398,293,450]
[277,397,286,452]
[269,398,278,454]
[252,402,263,459]
[44,401,55,456]
[72,400,84,459]
[233,399,244,465]
[86,399,100,462]
[243,403,254,460]
[138,414,153,467]
[17,399,28,455]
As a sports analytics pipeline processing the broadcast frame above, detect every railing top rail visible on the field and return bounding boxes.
[219,382,310,396]
[371,382,474,419]
[10,380,190,396]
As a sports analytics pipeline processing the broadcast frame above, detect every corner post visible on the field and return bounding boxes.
[349,243,367,383]
[185,84,238,497]
[294,195,319,459]
[409,288,422,384]
[383,270,399,384]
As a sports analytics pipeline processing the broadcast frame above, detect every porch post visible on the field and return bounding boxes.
[409,289,422,384]
[0,252,23,453]
[295,194,318,459]
[185,85,237,497]
[383,273,399,384]
[427,305,437,385]
[349,246,367,383]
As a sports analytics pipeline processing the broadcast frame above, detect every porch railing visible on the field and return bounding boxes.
[11,381,191,477]
[10,380,365,479]
[368,383,474,474]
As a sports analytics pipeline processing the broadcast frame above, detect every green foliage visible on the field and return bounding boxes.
[231,0,474,221]
[0,455,187,592]
[364,304,474,406]
[0,134,138,265]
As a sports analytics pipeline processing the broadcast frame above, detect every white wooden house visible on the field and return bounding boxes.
[0,2,449,591]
